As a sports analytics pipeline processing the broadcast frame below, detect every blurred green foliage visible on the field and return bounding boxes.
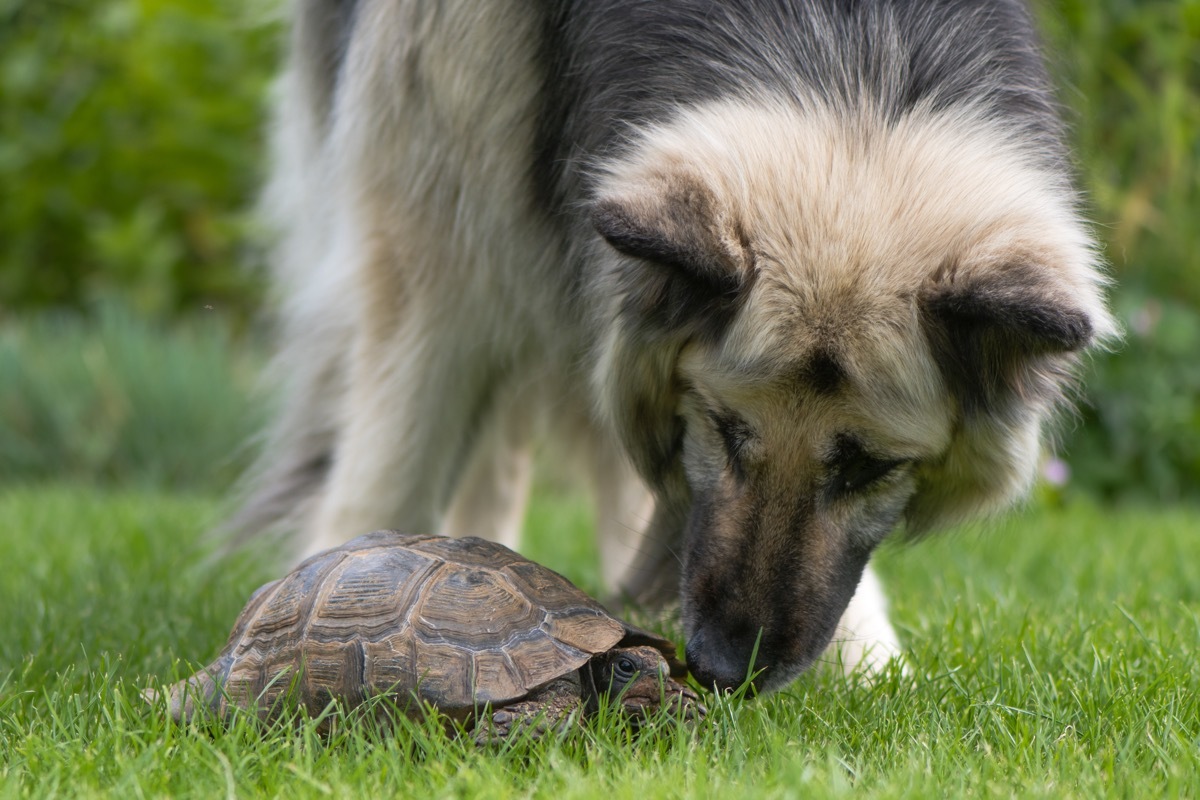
[1040,0,1200,304]
[1068,294,1200,503]
[0,0,1197,500]
[0,0,279,319]
[0,307,264,490]
[1037,0,1200,503]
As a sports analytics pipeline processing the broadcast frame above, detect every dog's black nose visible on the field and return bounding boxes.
[685,625,769,692]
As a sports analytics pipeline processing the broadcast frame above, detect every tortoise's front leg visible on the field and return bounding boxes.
[470,676,582,746]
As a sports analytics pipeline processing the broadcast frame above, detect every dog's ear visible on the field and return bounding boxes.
[592,172,753,342]
[590,173,752,492]
[920,259,1095,416]
[905,259,1101,535]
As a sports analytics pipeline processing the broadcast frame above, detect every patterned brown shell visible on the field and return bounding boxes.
[164,531,676,722]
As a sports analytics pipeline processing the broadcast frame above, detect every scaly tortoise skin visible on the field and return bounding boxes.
[155,531,703,741]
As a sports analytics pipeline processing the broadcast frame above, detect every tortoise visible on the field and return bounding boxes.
[151,530,703,742]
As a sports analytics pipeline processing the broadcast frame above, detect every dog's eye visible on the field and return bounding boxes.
[830,435,908,496]
[708,411,753,478]
[839,455,905,495]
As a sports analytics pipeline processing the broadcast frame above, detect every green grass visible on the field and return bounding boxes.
[1,486,1197,798]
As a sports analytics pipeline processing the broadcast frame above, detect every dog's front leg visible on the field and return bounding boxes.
[302,286,504,558]
[614,491,687,610]
[826,565,904,678]
[437,386,535,550]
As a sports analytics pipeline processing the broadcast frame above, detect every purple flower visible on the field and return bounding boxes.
[1129,300,1161,338]
[1041,457,1070,487]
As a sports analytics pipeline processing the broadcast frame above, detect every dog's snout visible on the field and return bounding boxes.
[685,625,770,692]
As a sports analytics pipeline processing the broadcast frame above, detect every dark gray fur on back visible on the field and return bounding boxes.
[535,0,1062,210]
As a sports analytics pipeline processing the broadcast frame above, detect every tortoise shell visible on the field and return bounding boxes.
[163,530,682,724]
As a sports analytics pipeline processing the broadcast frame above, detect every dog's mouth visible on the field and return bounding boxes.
[682,620,801,693]
[680,557,867,693]
[683,617,841,693]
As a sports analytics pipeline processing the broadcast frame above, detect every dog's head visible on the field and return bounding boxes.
[591,99,1117,691]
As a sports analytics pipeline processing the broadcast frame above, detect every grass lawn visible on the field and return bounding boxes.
[1,485,1197,798]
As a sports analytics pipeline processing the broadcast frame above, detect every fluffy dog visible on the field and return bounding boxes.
[232,0,1116,691]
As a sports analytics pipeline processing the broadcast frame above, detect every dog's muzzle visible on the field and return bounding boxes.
[685,623,772,692]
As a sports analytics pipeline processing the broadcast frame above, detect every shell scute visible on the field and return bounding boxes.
[299,639,365,713]
[502,627,591,691]
[469,649,525,705]
[242,552,343,653]
[407,535,524,569]
[502,560,610,617]
[363,629,420,699]
[306,549,435,641]
[411,639,475,709]
[220,653,267,715]
[335,530,435,553]
[412,564,542,647]
[221,578,283,650]
[541,606,626,654]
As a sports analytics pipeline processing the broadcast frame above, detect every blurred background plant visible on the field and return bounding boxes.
[0,307,264,490]
[1,0,1197,502]
[1037,0,1200,504]
[0,0,278,320]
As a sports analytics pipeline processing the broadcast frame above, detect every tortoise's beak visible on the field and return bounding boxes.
[617,672,666,717]
[619,673,706,724]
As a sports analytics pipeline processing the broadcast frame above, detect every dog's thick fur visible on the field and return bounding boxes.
[233,0,1116,691]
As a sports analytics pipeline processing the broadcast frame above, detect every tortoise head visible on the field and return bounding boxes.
[583,645,705,724]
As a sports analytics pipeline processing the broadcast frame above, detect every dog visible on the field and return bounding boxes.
[231,0,1116,692]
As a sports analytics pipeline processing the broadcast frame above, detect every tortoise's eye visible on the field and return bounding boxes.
[614,656,638,681]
